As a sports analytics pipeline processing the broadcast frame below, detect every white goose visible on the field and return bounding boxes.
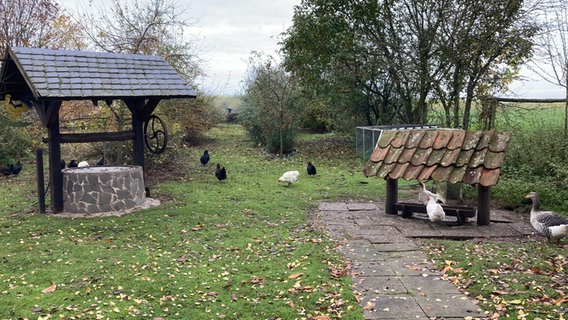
[525,192,568,245]
[426,195,445,223]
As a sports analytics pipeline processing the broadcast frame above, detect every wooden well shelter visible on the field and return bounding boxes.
[0,46,196,213]
[363,128,511,225]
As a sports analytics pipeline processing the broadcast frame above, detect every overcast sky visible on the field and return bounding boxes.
[58,0,564,99]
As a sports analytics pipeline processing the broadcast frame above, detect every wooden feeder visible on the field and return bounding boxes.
[0,46,197,213]
[363,128,511,225]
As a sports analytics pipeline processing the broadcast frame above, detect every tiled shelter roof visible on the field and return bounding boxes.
[0,46,196,101]
[363,129,511,187]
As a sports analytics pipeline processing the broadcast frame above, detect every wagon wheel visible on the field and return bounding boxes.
[144,115,168,154]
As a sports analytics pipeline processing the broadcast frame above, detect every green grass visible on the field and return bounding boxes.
[422,239,568,319]
[2,123,567,320]
[0,124,383,319]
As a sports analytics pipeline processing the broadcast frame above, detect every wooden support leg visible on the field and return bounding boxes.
[385,178,398,215]
[477,185,491,226]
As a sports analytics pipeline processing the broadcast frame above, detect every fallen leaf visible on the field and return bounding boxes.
[363,302,376,310]
[288,273,303,279]
[492,290,508,295]
[231,293,238,301]
[42,283,57,294]
[405,265,422,271]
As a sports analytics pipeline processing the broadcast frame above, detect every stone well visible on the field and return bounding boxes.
[63,166,145,214]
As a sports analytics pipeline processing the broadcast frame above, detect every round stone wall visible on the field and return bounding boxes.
[63,166,145,214]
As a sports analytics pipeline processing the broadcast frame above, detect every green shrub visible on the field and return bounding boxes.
[0,116,35,164]
[493,122,568,211]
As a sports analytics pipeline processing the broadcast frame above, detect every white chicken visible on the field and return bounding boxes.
[78,161,90,168]
[418,181,444,205]
[278,170,299,187]
[426,195,445,223]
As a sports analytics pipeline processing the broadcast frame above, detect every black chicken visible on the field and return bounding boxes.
[0,164,13,178]
[68,160,78,168]
[11,161,22,175]
[60,159,66,169]
[200,150,210,165]
[215,163,227,181]
[307,161,317,176]
[96,157,106,166]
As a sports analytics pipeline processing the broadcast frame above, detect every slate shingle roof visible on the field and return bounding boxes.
[362,129,511,187]
[0,46,196,100]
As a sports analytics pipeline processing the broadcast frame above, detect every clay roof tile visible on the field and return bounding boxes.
[449,166,468,184]
[419,130,438,148]
[426,149,445,166]
[363,128,510,187]
[411,147,433,165]
[469,149,488,168]
[447,130,466,150]
[377,162,396,178]
[480,168,501,186]
[440,148,461,166]
[406,130,426,148]
[488,131,512,152]
[433,129,454,149]
[431,166,453,181]
[456,149,475,167]
[390,130,411,148]
[463,167,483,184]
[389,162,410,179]
[417,165,438,180]
[462,131,483,150]
[399,148,417,164]
[484,150,506,169]
[384,147,404,164]
[403,164,424,180]
[476,130,494,150]
[370,145,390,162]
[377,130,397,148]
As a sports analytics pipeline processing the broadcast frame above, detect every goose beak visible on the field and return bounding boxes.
[524,194,531,199]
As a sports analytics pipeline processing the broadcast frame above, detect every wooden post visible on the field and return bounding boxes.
[45,103,63,212]
[124,100,146,169]
[36,149,46,214]
[477,185,491,225]
[385,177,398,215]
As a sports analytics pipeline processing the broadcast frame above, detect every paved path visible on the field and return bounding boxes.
[315,201,534,320]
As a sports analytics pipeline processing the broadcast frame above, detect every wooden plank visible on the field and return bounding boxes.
[60,131,135,143]
[394,202,476,218]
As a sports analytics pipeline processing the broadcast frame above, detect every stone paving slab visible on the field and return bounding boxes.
[347,203,379,211]
[354,276,408,294]
[318,202,348,211]
[316,201,533,320]
[416,293,483,317]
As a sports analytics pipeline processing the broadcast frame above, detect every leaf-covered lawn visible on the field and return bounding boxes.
[2,124,566,319]
[0,124,383,319]
[423,239,568,319]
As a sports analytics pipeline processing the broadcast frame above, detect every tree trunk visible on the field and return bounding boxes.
[462,77,476,130]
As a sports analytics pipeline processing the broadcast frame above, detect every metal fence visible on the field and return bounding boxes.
[355,125,438,159]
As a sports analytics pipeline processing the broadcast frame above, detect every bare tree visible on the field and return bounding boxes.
[0,0,85,53]
[78,0,202,83]
[530,0,568,134]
